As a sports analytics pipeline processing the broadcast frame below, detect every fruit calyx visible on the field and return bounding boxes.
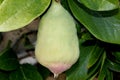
[47,63,71,78]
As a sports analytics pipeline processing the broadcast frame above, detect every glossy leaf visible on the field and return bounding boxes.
[98,52,107,80]
[81,33,104,68]
[66,39,104,80]
[9,64,43,80]
[107,59,120,72]
[97,52,114,80]
[61,0,70,11]
[78,0,119,11]
[0,41,19,71]
[87,52,103,79]
[0,0,51,32]
[112,51,120,62]
[98,66,106,80]
[98,64,113,80]
[88,43,104,68]
[0,72,9,80]
[106,69,113,80]
[68,0,120,44]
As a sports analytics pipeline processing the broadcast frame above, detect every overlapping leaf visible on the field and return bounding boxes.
[107,59,120,72]
[112,51,120,62]
[68,0,120,44]
[88,43,104,68]
[98,52,106,80]
[78,0,119,11]
[0,42,19,71]
[9,64,43,80]
[0,0,51,32]
[66,39,104,80]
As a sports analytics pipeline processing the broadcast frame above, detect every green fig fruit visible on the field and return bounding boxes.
[35,0,79,77]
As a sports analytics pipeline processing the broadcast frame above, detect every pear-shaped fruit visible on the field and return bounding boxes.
[35,0,79,77]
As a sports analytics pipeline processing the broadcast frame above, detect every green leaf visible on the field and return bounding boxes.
[98,63,113,80]
[89,73,98,80]
[98,62,113,80]
[68,0,120,44]
[66,39,104,80]
[112,51,120,62]
[98,66,106,80]
[0,41,19,71]
[87,51,103,79]
[81,32,94,41]
[0,71,9,80]
[88,43,104,68]
[0,0,51,32]
[78,0,119,11]
[98,52,114,80]
[9,64,43,80]
[107,59,120,72]
[37,64,50,80]
[61,0,70,11]
[98,52,106,80]
[106,69,113,80]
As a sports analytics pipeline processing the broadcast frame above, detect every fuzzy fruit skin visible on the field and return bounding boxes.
[35,0,79,75]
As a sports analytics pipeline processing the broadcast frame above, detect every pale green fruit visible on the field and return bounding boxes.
[35,0,79,77]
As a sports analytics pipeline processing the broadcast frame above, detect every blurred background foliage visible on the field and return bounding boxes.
[0,0,120,80]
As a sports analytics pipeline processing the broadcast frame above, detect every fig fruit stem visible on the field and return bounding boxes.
[54,0,60,3]
[54,73,59,79]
